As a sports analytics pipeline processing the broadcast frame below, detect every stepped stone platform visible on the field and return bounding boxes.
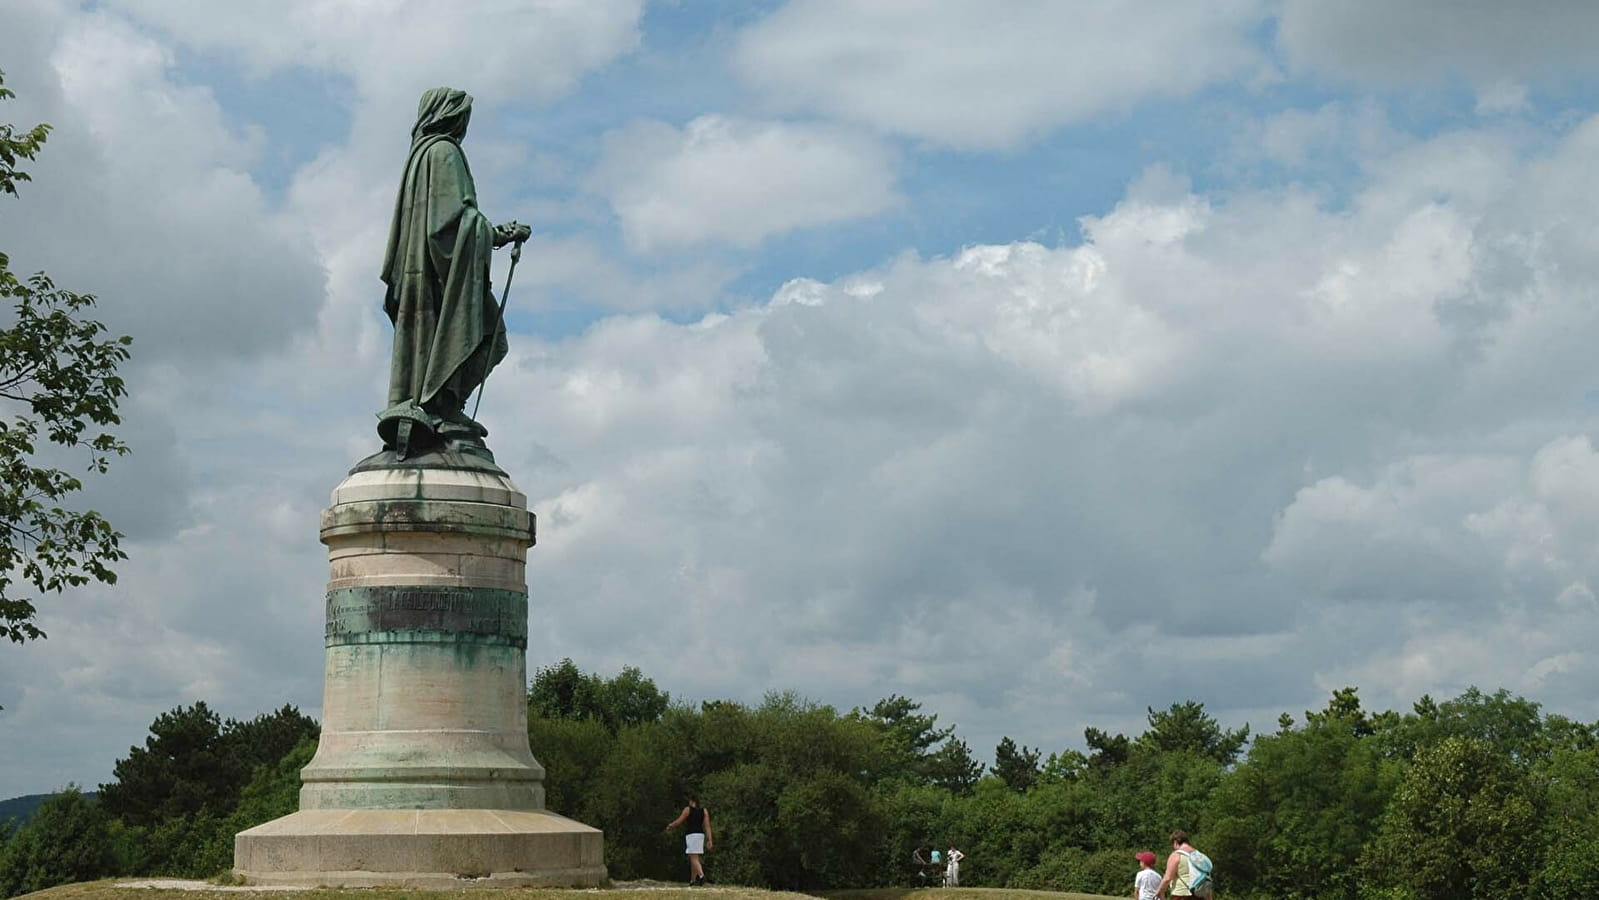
[236,809,604,888]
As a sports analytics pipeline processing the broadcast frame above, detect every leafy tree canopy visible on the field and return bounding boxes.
[528,657,670,731]
[0,72,49,199]
[857,694,954,757]
[0,69,132,645]
[924,736,984,794]
[1084,725,1131,771]
[1363,734,1544,899]
[1137,700,1251,766]
[0,786,112,897]
[852,694,978,788]
[993,736,1041,792]
[98,701,318,828]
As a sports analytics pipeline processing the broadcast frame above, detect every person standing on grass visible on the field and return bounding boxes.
[913,843,938,885]
[1134,851,1161,900]
[1157,830,1212,899]
[666,796,714,885]
[945,845,965,886]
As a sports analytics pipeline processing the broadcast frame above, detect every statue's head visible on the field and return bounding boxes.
[412,87,473,142]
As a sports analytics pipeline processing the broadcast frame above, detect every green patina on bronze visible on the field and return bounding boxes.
[378,87,529,458]
[325,585,528,648]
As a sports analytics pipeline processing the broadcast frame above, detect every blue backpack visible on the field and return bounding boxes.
[1179,848,1213,893]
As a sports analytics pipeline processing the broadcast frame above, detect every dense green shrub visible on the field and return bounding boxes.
[0,786,112,896]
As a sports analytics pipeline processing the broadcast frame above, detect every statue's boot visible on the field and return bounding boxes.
[436,406,489,438]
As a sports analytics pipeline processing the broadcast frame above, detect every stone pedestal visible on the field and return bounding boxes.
[234,451,607,887]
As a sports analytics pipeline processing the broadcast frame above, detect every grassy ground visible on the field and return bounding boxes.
[822,889,1117,900]
[12,880,759,900]
[16,881,1120,900]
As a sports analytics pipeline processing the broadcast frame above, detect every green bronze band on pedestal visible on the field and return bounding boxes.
[324,585,528,648]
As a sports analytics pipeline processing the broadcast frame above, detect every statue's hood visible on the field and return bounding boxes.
[411,87,472,143]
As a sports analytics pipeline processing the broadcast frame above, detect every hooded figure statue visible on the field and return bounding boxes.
[378,87,525,457]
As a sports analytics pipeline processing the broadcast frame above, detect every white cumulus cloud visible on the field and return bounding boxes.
[103,0,646,108]
[590,115,900,252]
[733,0,1268,149]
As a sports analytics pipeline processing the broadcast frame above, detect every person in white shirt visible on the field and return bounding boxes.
[1134,851,1161,900]
[944,846,965,886]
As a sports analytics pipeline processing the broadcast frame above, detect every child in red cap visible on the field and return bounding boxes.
[1134,851,1160,900]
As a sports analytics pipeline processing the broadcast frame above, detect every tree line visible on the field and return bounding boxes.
[0,702,317,895]
[4,664,1598,899]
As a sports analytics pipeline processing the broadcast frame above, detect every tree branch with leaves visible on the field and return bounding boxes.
[0,69,131,644]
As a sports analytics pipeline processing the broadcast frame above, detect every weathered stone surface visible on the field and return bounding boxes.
[234,809,605,888]
[320,497,533,540]
[332,466,527,507]
[235,458,605,885]
[299,464,542,810]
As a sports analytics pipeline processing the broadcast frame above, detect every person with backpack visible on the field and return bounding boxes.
[1157,830,1213,899]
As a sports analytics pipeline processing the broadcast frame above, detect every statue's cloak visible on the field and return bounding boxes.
[381,88,507,414]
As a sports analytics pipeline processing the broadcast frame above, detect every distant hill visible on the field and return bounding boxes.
[0,791,97,826]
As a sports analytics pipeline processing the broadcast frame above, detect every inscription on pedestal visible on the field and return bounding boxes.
[325,586,528,647]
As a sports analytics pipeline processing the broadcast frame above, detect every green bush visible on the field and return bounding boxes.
[0,786,112,897]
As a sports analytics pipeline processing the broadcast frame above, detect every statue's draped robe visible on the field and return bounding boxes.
[381,89,507,417]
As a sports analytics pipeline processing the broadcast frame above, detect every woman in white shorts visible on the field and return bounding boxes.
[665,796,714,885]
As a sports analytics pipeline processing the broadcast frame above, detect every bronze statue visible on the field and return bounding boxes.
[378,87,528,458]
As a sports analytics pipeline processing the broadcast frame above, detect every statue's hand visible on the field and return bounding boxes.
[494,221,531,248]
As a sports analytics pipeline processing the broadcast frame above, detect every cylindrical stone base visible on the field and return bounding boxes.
[235,450,606,886]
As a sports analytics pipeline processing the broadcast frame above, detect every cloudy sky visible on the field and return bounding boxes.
[5,0,1599,798]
